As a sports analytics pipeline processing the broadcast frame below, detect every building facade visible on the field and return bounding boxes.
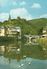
[0,26,21,38]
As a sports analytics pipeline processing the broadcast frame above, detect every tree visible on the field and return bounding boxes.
[38,27,43,35]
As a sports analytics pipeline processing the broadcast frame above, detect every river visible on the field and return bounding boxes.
[0,40,47,69]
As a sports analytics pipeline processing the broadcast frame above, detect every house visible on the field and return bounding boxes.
[0,26,5,36]
[7,26,21,38]
[43,26,47,34]
[0,26,21,39]
[42,26,47,37]
[0,15,21,38]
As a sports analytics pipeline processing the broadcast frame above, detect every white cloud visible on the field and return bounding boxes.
[10,8,32,20]
[19,1,26,6]
[0,13,9,22]
[40,14,47,18]
[0,8,32,22]
[31,3,41,9]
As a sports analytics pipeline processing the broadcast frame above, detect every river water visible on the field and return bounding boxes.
[0,40,47,69]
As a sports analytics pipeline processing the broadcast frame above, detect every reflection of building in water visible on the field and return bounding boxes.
[7,41,21,55]
[0,42,31,62]
[0,46,5,55]
[0,41,46,62]
[0,43,32,61]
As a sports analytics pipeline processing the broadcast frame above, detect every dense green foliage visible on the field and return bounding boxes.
[0,17,47,35]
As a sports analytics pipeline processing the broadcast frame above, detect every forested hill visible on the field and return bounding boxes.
[28,18,47,35]
[0,17,47,35]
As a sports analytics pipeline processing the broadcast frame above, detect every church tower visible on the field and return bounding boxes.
[8,14,12,27]
[8,14,11,21]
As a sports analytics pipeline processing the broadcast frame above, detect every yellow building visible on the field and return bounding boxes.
[6,26,21,38]
[42,26,47,37]
[0,26,21,39]
[0,26,5,36]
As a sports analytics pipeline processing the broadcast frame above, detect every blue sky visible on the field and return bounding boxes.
[0,0,47,22]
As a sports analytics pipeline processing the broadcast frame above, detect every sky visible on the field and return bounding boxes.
[0,0,47,22]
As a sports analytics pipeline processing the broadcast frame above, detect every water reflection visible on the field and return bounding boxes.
[0,40,47,69]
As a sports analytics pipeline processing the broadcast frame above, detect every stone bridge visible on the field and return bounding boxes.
[24,35,39,44]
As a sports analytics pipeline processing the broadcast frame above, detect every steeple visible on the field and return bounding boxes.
[8,14,11,21]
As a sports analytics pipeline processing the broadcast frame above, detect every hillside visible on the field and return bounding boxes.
[0,17,47,35]
[28,18,47,34]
